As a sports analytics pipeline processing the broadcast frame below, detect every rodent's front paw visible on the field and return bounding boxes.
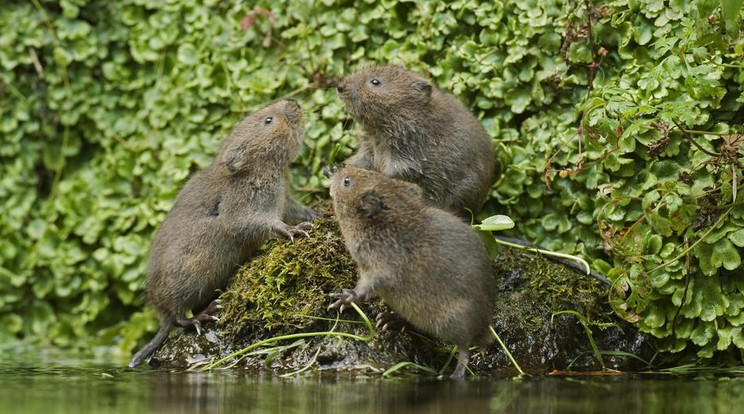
[274,222,311,242]
[328,288,359,313]
[296,222,313,231]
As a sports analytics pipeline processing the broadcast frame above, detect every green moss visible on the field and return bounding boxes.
[219,217,358,341]
[155,224,652,374]
[480,248,643,372]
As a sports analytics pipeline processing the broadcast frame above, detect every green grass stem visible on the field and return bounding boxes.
[200,302,374,371]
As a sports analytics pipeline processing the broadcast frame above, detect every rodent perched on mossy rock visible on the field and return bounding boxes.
[327,166,496,379]
[151,216,654,375]
[127,100,316,368]
[153,217,653,377]
[337,64,495,218]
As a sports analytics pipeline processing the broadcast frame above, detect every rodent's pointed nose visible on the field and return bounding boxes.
[323,165,336,178]
[336,85,344,93]
[284,99,301,111]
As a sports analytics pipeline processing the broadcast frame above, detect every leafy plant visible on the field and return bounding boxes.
[1,0,742,361]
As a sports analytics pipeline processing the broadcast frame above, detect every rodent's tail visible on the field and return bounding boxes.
[127,321,173,368]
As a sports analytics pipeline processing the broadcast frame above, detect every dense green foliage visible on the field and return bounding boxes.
[1,0,742,359]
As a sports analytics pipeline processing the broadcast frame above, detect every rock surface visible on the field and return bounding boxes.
[151,218,654,376]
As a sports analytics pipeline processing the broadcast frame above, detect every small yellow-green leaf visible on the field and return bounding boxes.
[177,43,199,66]
[730,229,744,247]
[472,215,515,232]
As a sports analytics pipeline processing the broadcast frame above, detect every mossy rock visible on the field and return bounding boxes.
[152,218,654,376]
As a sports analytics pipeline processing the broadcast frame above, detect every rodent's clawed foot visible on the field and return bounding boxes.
[202,299,223,315]
[328,288,359,313]
[375,312,407,332]
[274,222,312,242]
[177,316,206,335]
[296,221,313,231]
[176,299,223,336]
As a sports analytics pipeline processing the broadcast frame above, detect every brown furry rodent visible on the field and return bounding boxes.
[336,64,495,217]
[128,100,316,368]
[327,166,495,379]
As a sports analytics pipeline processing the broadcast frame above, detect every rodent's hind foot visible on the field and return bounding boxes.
[375,312,407,332]
[328,288,360,313]
[176,299,223,335]
[449,345,470,379]
[202,298,223,316]
[176,316,205,335]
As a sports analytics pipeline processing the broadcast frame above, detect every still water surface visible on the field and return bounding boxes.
[2,349,742,414]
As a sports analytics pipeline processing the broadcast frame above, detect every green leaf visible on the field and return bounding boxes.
[721,0,741,24]
[476,230,499,260]
[177,43,199,66]
[711,239,742,271]
[730,229,744,247]
[472,215,515,231]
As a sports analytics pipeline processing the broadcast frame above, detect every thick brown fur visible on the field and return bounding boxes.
[337,65,495,217]
[328,166,495,378]
[128,100,315,368]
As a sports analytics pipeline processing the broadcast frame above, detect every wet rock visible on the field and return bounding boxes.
[152,218,654,376]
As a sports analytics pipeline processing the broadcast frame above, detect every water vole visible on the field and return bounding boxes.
[336,64,495,217]
[128,100,316,368]
[327,166,495,378]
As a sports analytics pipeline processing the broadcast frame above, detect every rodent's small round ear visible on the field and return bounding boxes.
[223,145,248,174]
[412,80,432,100]
[357,190,388,219]
[402,182,423,198]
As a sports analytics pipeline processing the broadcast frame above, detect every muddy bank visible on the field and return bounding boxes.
[150,218,653,376]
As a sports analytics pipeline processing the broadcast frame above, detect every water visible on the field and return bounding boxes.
[1,349,742,414]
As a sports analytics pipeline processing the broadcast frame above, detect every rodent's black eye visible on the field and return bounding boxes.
[343,177,351,187]
[370,79,381,86]
[264,116,273,124]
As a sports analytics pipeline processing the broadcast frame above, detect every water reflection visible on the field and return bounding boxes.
[1,350,743,414]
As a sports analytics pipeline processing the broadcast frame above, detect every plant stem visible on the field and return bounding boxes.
[492,238,591,275]
[200,302,373,371]
[490,326,525,375]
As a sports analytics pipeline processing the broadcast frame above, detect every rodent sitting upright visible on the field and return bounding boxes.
[336,64,495,218]
[327,166,495,379]
[128,100,316,368]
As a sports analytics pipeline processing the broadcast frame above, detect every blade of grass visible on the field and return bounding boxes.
[382,361,439,378]
[490,326,525,375]
[279,312,343,377]
[200,302,373,371]
[552,310,604,370]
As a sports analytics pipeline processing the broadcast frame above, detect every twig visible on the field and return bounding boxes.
[670,118,721,157]
[28,47,44,77]
[649,206,733,273]
[493,236,612,286]
[669,238,691,349]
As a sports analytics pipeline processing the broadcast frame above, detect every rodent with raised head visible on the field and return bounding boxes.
[336,64,495,218]
[128,99,316,368]
[336,65,612,286]
[327,166,495,379]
